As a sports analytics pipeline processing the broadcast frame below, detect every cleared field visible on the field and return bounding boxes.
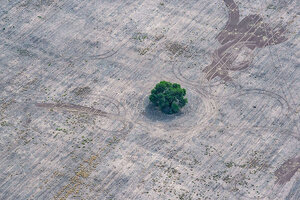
[0,0,299,199]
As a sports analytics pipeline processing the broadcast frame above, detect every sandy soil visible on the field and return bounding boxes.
[0,0,299,199]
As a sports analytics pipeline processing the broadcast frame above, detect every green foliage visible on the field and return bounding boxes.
[149,81,188,114]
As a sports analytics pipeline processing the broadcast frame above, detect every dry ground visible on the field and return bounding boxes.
[0,0,299,199]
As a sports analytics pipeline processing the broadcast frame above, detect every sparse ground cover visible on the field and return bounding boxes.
[0,0,299,199]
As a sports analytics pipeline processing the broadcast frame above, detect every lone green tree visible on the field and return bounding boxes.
[149,81,188,114]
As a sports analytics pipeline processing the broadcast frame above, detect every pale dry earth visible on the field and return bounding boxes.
[0,0,299,199]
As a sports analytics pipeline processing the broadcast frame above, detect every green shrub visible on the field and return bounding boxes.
[149,81,188,114]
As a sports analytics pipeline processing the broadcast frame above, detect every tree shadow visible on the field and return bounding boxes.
[143,98,183,122]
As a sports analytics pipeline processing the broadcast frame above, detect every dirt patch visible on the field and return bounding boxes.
[203,0,288,81]
[166,41,188,56]
[275,155,300,184]
[72,87,92,97]
[35,102,108,116]
[20,0,55,7]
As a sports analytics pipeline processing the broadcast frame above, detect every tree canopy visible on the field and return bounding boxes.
[149,81,188,114]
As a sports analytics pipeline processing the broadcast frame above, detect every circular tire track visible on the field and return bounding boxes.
[128,81,218,133]
[35,94,132,134]
[173,62,251,99]
[217,88,290,132]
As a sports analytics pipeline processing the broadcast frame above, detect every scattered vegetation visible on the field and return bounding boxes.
[149,81,187,114]
[0,121,9,126]
[132,32,148,42]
